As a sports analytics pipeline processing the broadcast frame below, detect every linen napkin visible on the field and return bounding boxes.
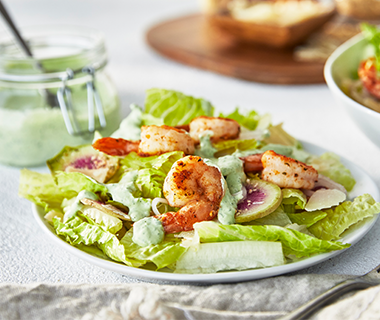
[2,272,380,320]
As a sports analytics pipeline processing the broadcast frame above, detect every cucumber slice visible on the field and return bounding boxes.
[235,179,282,223]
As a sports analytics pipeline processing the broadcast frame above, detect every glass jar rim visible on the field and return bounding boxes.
[0,25,107,82]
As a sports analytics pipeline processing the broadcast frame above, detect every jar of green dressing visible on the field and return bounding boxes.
[0,26,121,167]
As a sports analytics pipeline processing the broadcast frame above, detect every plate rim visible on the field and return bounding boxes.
[31,140,380,283]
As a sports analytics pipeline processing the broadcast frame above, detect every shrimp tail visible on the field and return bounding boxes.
[241,153,264,172]
[92,137,140,156]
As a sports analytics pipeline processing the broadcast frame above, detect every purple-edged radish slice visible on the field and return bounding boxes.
[235,179,282,223]
[47,145,119,183]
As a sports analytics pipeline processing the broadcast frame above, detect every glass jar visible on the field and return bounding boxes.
[0,26,121,167]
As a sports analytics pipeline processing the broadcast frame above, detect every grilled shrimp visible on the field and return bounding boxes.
[358,57,380,99]
[189,116,240,143]
[261,150,318,189]
[92,125,195,157]
[157,155,224,233]
[92,138,140,156]
[241,153,264,172]
[139,125,194,156]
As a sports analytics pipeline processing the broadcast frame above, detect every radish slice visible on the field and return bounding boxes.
[235,179,282,223]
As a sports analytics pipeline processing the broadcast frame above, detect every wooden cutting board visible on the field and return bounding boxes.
[145,14,326,85]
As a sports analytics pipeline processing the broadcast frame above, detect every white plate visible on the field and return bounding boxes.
[32,141,380,283]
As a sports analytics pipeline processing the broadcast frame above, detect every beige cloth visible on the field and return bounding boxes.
[2,273,380,320]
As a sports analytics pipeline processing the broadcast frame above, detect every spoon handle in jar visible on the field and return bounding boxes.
[0,1,35,57]
[0,1,58,107]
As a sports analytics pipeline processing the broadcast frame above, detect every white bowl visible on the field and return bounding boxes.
[324,33,380,148]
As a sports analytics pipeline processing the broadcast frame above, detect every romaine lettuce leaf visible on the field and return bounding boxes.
[308,194,380,240]
[262,123,301,147]
[56,172,109,199]
[213,139,257,157]
[361,23,380,71]
[141,113,165,127]
[136,168,166,199]
[81,207,123,234]
[19,169,76,211]
[118,151,184,199]
[174,241,285,273]
[243,206,292,227]
[121,230,186,269]
[282,188,307,213]
[287,210,327,228]
[54,216,186,269]
[149,151,184,174]
[308,152,356,192]
[109,150,183,186]
[194,221,350,258]
[54,216,143,267]
[144,88,214,126]
[219,107,260,130]
[119,151,183,173]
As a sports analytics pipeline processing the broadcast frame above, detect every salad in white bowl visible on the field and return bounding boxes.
[340,23,380,114]
[324,23,380,149]
[19,88,380,274]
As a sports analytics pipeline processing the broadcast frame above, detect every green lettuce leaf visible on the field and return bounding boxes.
[194,221,350,258]
[119,151,183,173]
[219,107,260,130]
[243,206,292,227]
[118,151,184,199]
[262,123,301,147]
[144,88,214,126]
[308,152,356,192]
[19,169,76,211]
[287,210,327,228]
[213,139,257,157]
[81,207,123,234]
[56,172,109,199]
[148,151,184,174]
[174,241,285,273]
[308,194,380,241]
[54,216,186,269]
[282,188,307,213]
[141,113,165,126]
[54,216,143,267]
[136,168,166,199]
[361,23,380,71]
[110,150,183,186]
[121,230,186,269]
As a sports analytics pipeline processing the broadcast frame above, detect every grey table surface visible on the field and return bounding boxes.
[1,0,380,284]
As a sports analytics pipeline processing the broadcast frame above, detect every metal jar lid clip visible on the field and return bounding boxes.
[57,67,107,136]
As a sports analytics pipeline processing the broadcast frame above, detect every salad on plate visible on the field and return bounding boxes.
[19,88,380,274]
[341,23,380,114]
